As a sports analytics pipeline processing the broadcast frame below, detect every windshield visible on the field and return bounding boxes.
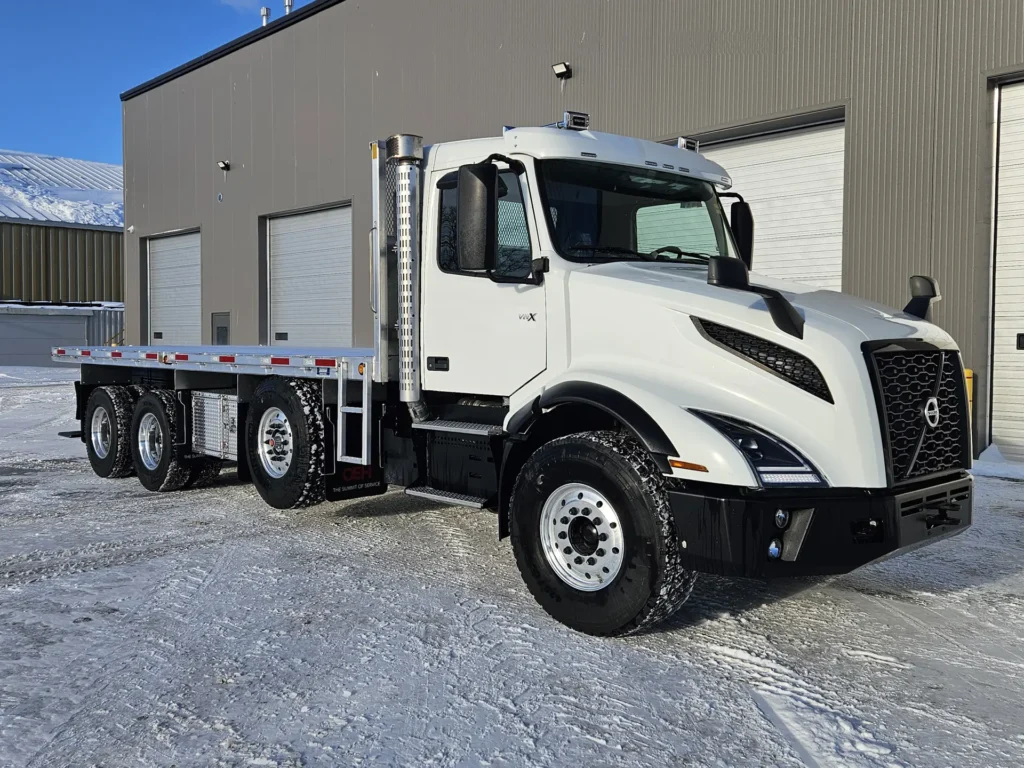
[536,159,737,264]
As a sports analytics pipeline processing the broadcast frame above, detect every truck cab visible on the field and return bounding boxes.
[58,113,973,636]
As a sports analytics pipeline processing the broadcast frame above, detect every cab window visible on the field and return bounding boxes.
[437,170,533,279]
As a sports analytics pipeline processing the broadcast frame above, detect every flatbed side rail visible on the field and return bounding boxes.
[51,345,375,381]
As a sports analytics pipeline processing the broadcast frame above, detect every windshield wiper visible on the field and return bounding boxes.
[568,244,650,260]
[648,245,713,262]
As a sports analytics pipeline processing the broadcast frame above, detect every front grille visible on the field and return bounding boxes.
[868,346,970,483]
[695,318,833,403]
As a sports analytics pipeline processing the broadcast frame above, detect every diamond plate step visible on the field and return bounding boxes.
[411,419,502,436]
[405,487,488,509]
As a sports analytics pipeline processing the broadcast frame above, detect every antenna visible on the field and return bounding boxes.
[260,6,271,26]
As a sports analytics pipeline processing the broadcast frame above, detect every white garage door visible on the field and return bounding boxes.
[149,232,201,345]
[703,123,846,291]
[991,84,1024,462]
[269,207,352,346]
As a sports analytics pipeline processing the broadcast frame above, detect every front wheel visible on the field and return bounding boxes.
[510,431,697,636]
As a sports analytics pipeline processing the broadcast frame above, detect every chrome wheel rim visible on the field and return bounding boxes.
[257,407,293,479]
[137,412,163,471]
[540,483,625,592]
[90,406,111,459]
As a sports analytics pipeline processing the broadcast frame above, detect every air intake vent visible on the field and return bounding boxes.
[694,318,833,403]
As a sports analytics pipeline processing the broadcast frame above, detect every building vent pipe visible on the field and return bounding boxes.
[260,6,271,26]
[284,0,293,14]
[385,134,429,422]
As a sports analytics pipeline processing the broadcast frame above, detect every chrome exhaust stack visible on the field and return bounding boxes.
[385,134,429,422]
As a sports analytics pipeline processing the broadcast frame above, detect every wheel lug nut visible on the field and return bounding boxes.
[570,508,578,516]
[593,518,602,526]
[563,546,572,554]
[574,556,583,565]
[596,548,605,557]
[560,516,569,525]
[586,557,596,566]
[599,533,608,541]
[582,508,590,516]
[558,531,567,540]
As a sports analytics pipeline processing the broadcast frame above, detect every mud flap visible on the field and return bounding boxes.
[325,463,388,502]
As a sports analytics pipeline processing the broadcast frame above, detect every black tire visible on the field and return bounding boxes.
[245,377,325,509]
[130,390,191,492]
[183,458,224,489]
[84,386,136,478]
[510,431,697,636]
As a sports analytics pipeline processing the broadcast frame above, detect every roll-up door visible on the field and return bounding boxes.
[991,84,1024,461]
[704,123,846,291]
[148,232,201,345]
[269,207,352,346]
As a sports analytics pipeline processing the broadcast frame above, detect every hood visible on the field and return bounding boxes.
[571,260,954,349]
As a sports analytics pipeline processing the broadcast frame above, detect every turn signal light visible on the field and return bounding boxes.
[669,459,708,473]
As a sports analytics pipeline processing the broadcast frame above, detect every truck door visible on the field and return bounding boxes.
[421,165,546,396]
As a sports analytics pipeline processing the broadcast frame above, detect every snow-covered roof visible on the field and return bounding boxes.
[0,150,123,229]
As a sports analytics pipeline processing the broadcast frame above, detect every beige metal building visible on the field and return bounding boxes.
[119,0,1024,460]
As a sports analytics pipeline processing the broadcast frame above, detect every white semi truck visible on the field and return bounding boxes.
[53,113,973,635]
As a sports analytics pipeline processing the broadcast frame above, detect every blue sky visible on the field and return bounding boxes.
[0,0,314,165]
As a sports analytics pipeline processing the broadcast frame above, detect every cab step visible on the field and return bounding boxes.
[405,486,488,509]
[411,419,502,436]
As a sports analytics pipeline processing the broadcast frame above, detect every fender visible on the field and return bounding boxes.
[497,382,678,538]
[537,381,678,457]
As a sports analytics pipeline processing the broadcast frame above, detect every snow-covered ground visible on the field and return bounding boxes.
[2,369,1024,767]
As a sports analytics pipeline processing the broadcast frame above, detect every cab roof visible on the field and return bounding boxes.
[428,127,732,189]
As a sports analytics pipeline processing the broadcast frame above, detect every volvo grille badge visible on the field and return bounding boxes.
[923,396,941,429]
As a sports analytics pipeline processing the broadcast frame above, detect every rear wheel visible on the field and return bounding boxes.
[245,377,325,509]
[510,430,697,636]
[84,386,136,478]
[130,390,190,492]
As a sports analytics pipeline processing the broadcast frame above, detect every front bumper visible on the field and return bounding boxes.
[668,473,972,578]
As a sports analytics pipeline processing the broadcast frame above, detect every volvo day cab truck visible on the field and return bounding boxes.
[53,113,973,635]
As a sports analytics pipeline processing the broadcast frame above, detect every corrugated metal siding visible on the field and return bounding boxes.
[86,306,125,346]
[0,221,123,303]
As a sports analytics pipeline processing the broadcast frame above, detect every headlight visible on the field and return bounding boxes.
[691,410,826,487]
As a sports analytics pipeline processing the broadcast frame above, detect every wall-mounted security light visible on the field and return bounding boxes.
[552,62,573,80]
[217,160,231,171]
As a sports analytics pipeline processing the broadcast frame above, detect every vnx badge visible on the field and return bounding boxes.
[519,313,537,322]
[923,396,940,429]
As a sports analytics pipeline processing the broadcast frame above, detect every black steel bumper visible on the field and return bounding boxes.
[668,473,973,578]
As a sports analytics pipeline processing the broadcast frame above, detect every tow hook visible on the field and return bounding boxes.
[923,503,962,530]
